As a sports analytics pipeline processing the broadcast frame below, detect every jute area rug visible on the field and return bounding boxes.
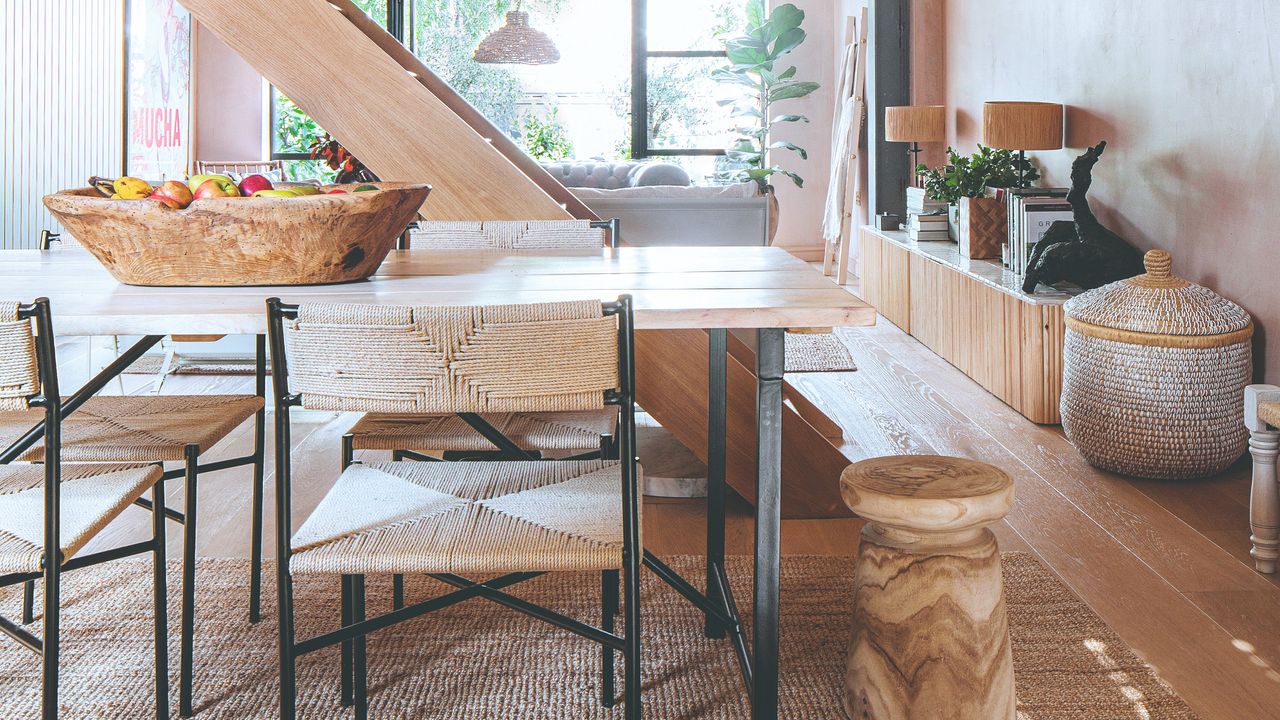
[0,554,1197,719]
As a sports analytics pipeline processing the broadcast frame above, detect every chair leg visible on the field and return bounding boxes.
[341,575,353,707]
[623,552,641,720]
[41,557,60,720]
[179,444,199,718]
[601,569,619,707]
[279,573,297,720]
[21,579,34,624]
[353,575,369,720]
[392,575,405,610]
[153,475,171,720]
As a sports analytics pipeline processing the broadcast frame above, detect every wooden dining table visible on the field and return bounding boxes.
[0,244,874,720]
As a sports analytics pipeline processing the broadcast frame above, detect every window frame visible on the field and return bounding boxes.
[630,0,729,160]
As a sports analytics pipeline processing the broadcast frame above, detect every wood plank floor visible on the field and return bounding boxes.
[50,308,1280,719]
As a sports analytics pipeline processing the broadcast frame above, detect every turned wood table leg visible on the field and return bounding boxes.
[840,455,1017,720]
[1245,386,1280,574]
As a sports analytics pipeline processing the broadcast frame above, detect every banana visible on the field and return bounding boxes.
[113,176,153,200]
[88,176,116,197]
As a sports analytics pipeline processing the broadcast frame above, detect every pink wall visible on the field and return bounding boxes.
[766,0,836,256]
[193,25,266,162]
[935,0,1280,381]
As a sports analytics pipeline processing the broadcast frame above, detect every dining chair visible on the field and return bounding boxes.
[356,218,624,606]
[266,295,642,720]
[0,340,268,718]
[0,298,170,720]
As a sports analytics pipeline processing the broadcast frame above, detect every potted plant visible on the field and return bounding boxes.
[713,1,819,243]
[918,145,1038,256]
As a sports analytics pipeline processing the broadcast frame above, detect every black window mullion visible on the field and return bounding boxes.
[631,0,649,159]
[632,0,731,159]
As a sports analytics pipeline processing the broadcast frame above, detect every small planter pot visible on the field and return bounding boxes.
[958,196,1007,259]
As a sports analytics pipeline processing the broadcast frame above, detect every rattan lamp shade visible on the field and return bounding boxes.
[884,105,945,142]
[473,10,561,65]
[982,102,1063,150]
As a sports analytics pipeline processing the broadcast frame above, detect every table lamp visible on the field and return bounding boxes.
[884,105,945,185]
[982,101,1063,187]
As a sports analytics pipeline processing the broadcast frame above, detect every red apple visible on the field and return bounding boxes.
[326,188,348,194]
[148,180,194,209]
[237,174,274,197]
[192,177,241,200]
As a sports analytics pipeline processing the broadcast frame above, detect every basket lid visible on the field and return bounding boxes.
[1063,250,1250,336]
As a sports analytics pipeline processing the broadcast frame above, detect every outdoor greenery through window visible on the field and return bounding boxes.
[270,0,753,184]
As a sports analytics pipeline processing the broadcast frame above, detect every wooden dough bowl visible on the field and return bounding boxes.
[42,182,431,286]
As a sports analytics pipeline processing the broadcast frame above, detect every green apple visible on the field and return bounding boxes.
[187,174,234,191]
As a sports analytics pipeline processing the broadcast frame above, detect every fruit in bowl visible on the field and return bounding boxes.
[192,177,241,200]
[42,181,432,287]
[252,189,298,198]
[187,173,233,191]
[237,174,274,196]
[147,180,195,209]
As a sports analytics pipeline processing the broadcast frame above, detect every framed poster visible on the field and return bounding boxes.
[125,0,194,180]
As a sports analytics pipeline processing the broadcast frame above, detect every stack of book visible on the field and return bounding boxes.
[907,212,950,241]
[905,187,949,242]
[1004,187,1072,274]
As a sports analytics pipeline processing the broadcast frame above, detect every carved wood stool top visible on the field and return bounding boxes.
[840,455,1014,534]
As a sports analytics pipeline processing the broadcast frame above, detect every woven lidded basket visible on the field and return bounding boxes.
[1061,250,1253,479]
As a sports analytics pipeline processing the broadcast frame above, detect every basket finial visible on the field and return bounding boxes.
[1143,250,1172,279]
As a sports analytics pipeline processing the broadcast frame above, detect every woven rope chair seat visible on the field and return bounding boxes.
[289,460,639,576]
[0,395,263,463]
[0,463,161,574]
[348,409,617,453]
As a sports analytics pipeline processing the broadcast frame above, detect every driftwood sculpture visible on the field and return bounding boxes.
[1022,141,1144,293]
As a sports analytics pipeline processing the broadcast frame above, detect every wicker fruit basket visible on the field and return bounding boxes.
[1061,250,1253,479]
[42,182,430,287]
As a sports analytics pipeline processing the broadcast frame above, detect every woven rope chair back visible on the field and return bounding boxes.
[194,159,286,179]
[410,220,609,250]
[284,300,620,414]
[0,302,38,411]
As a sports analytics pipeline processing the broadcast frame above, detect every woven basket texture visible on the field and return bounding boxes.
[1061,251,1252,479]
[0,301,38,411]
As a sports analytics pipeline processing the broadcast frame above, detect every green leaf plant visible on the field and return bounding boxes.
[713,0,819,189]
[916,145,1042,204]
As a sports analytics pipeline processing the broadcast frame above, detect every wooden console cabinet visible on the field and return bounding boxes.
[858,226,1074,424]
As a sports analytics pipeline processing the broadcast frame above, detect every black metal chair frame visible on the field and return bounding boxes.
[0,298,170,720]
[266,294,643,720]
[3,335,268,719]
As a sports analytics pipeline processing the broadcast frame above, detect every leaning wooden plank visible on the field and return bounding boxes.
[181,0,569,221]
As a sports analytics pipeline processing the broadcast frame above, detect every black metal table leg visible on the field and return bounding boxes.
[179,444,199,718]
[706,328,728,639]
[753,328,784,720]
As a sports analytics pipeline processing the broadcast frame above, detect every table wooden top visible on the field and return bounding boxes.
[0,246,875,336]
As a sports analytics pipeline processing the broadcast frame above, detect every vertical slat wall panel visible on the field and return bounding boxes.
[1,0,123,249]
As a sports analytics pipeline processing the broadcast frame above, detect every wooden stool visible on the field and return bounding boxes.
[840,455,1017,720]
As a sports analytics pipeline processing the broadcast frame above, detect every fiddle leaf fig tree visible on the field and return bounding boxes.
[714,0,819,189]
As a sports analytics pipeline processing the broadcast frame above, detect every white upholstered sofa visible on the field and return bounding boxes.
[541,160,773,247]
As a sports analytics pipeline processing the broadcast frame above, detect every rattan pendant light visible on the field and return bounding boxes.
[474,1,561,65]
